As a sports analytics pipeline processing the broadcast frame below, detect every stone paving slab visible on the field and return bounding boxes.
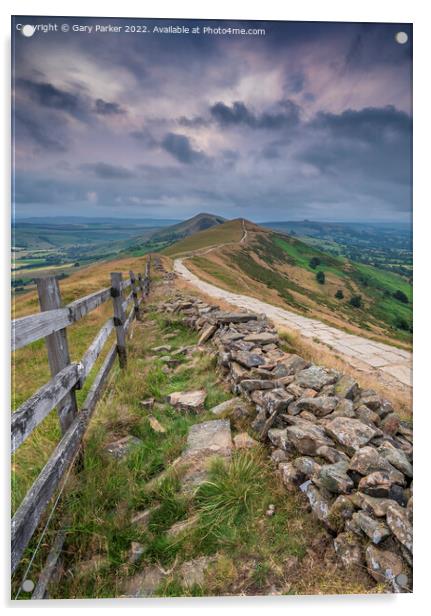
[174,258,412,389]
[180,419,233,493]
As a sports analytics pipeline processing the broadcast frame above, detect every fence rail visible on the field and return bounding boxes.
[11,258,151,576]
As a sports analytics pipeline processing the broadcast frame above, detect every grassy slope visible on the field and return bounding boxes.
[15,295,375,599]
[180,222,412,345]
[12,254,153,512]
[163,219,244,257]
[151,213,226,242]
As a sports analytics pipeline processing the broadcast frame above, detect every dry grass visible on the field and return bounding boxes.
[12,253,153,511]
[163,219,244,257]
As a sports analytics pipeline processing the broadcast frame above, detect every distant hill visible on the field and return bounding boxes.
[164,218,412,346]
[162,218,247,256]
[151,212,226,244]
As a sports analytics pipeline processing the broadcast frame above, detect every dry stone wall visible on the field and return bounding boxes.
[159,292,413,593]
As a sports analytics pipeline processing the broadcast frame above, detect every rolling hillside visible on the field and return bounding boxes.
[164,219,412,346]
[147,213,225,244]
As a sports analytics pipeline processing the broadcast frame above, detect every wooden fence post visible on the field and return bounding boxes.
[137,273,145,301]
[110,272,127,368]
[36,277,78,434]
[129,270,141,320]
[144,257,151,296]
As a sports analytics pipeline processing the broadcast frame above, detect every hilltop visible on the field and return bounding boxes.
[148,213,226,244]
[163,218,248,256]
[163,219,412,347]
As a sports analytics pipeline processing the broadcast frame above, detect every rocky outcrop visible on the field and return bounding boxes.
[160,294,413,593]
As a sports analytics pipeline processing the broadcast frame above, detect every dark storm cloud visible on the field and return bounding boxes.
[161,133,207,164]
[12,18,412,221]
[310,105,412,144]
[17,78,126,123]
[81,162,136,179]
[177,115,210,128]
[17,78,85,119]
[301,106,412,184]
[94,98,126,115]
[210,100,300,130]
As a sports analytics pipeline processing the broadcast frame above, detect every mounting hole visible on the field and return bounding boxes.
[396,573,408,587]
[21,25,35,37]
[22,579,35,593]
[395,31,408,44]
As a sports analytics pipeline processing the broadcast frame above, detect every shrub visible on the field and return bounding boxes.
[393,289,409,304]
[395,317,412,332]
[309,257,321,269]
[335,289,344,300]
[349,295,362,308]
[316,271,325,284]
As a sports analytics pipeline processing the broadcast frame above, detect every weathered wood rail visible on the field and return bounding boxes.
[11,258,151,577]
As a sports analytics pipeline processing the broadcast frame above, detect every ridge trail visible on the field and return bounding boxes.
[173,219,412,389]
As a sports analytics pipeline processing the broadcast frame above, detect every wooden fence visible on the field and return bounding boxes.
[11,257,151,576]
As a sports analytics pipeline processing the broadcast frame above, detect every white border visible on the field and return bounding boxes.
[1,1,430,613]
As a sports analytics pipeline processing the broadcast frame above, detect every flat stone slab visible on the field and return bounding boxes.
[184,419,232,460]
[243,332,279,345]
[180,419,232,493]
[168,389,207,412]
[325,417,379,454]
[215,312,258,324]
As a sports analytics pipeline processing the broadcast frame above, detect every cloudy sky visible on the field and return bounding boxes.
[12,17,412,222]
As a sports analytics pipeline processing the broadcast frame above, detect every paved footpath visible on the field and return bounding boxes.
[174,258,412,388]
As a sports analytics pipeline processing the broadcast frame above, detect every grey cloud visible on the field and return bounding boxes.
[81,162,136,179]
[261,143,280,159]
[17,79,127,122]
[161,132,207,164]
[303,106,412,184]
[94,98,126,115]
[210,99,300,130]
[310,105,411,143]
[12,19,412,222]
[177,115,210,128]
[285,71,305,94]
[17,78,85,119]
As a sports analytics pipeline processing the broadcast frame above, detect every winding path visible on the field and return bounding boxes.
[173,221,412,389]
